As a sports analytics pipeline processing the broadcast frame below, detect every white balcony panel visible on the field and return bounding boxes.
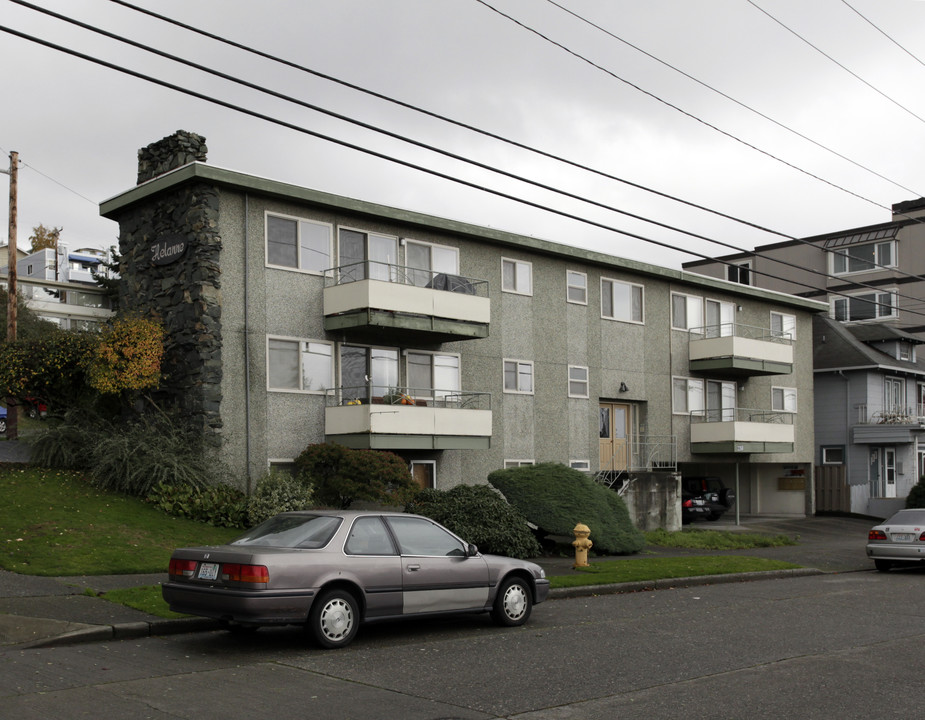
[689,336,793,365]
[691,421,794,445]
[325,280,490,324]
[326,405,491,437]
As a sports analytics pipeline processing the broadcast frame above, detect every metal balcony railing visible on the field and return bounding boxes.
[324,261,489,298]
[326,385,491,410]
[689,322,792,344]
[690,408,794,424]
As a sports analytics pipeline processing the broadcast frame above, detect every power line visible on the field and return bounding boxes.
[9,1,924,311]
[840,0,925,71]
[0,23,917,321]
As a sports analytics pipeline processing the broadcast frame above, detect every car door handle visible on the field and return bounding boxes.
[406,564,421,571]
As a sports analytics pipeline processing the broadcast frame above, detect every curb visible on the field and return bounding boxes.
[20,617,221,650]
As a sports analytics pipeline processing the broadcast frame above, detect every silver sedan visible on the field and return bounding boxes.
[163,510,550,648]
[866,508,925,572]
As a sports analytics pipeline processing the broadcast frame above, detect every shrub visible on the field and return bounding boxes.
[248,469,315,525]
[294,443,416,509]
[145,481,249,528]
[488,463,645,555]
[406,484,541,559]
[906,477,925,508]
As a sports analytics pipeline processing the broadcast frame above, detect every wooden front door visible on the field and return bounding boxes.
[599,403,630,473]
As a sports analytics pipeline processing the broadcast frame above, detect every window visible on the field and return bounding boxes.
[885,377,905,414]
[570,460,591,471]
[503,360,534,394]
[821,446,844,465]
[386,516,466,556]
[671,293,703,331]
[340,345,399,398]
[504,459,535,468]
[704,299,734,337]
[568,366,589,398]
[339,228,398,282]
[266,214,332,273]
[772,386,797,412]
[705,380,736,421]
[770,311,796,340]
[267,337,333,392]
[601,278,644,323]
[727,262,751,285]
[567,270,587,304]
[502,258,532,295]
[831,241,894,275]
[832,291,896,322]
[345,516,397,556]
[410,460,436,490]
[407,352,460,399]
[672,377,704,414]
[405,240,458,287]
[898,342,914,362]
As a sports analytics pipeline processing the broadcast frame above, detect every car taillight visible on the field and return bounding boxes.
[221,563,269,584]
[169,558,197,578]
[868,530,887,540]
[919,532,925,542]
[683,499,693,507]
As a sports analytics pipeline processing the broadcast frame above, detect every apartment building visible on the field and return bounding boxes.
[100,132,827,526]
[684,199,925,516]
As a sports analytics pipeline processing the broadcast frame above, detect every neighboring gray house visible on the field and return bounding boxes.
[683,198,925,515]
[100,131,828,528]
[814,315,925,517]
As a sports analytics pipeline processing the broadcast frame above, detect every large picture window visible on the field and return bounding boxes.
[831,241,894,275]
[267,337,333,392]
[832,291,895,322]
[266,214,332,273]
[601,278,644,323]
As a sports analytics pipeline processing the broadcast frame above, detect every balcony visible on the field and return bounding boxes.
[852,405,925,444]
[690,408,794,454]
[325,385,492,450]
[688,323,793,377]
[324,261,490,344]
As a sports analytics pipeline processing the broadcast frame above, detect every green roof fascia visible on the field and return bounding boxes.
[100,162,829,314]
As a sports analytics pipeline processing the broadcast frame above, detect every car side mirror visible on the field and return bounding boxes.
[466,543,479,557]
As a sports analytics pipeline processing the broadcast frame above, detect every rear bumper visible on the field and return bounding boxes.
[162,582,316,625]
[865,543,925,561]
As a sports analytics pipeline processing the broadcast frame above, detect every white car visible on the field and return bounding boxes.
[866,509,925,571]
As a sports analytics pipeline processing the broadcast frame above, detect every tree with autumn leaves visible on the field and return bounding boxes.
[0,314,164,414]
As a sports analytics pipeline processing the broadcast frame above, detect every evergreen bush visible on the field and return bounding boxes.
[405,484,541,559]
[247,468,315,525]
[488,462,645,555]
[145,480,249,528]
[906,477,925,508]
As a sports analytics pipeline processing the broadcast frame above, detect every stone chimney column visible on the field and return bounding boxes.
[136,130,208,185]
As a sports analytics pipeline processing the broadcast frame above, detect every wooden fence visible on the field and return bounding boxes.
[814,465,850,513]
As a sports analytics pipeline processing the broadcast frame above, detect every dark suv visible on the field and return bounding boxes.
[681,476,735,523]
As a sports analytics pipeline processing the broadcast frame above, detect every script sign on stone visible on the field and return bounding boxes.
[150,235,188,266]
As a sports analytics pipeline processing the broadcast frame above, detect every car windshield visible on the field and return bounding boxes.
[231,514,342,548]
[885,509,925,526]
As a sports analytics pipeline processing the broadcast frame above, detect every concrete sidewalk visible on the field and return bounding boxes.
[0,514,877,651]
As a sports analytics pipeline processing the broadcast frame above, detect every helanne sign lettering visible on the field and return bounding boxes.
[150,235,188,266]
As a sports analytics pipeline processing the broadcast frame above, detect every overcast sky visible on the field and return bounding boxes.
[3,0,925,270]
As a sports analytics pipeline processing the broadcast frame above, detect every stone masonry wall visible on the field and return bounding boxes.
[117,131,223,445]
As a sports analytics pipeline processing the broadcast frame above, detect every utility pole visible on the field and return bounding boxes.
[2,151,18,440]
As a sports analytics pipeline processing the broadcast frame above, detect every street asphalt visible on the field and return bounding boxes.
[0,439,882,651]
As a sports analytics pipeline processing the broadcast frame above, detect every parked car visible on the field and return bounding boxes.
[681,476,736,523]
[866,508,925,572]
[163,510,550,648]
[22,396,47,419]
[0,406,6,434]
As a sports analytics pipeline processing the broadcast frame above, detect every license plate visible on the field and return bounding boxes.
[891,534,913,542]
[197,562,220,580]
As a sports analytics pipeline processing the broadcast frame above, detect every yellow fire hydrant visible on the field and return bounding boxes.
[572,523,592,568]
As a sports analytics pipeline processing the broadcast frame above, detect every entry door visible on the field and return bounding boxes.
[884,448,897,498]
[599,403,629,472]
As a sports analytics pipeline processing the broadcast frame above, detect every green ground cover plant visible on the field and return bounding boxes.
[0,466,239,576]
[644,528,798,550]
[96,586,186,619]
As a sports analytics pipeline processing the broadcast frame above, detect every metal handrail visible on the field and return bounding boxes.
[690,408,794,424]
[689,322,792,344]
[326,385,491,410]
[323,261,488,297]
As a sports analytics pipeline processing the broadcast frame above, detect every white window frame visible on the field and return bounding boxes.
[727,261,751,285]
[501,257,533,295]
[672,376,704,415]
[885,376,905,415]
[265,212,333,274]
[570,460,591,472]
[832,290,897,323]
[831,240,895,275]
[566,270,588,305]
[601,278,645,324]
[504,459,535,468]
[410,460,437,490]
[404,239,459,286]
[406,351,461,400]
[671,292,703,331]
[704,298,735,338]
[267,336,334,393]
[568,365,589,398]
[771,386,797,413]
[770,311,796,340]
[338,226,400,282]
[821,447,844,465]
[503,359,534,394]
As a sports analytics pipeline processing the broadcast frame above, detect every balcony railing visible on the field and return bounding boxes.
[856,404,922,425]
[326,385,490,410]
[688,322,793,377]
[689,408,794,453]
[325,261,489,298]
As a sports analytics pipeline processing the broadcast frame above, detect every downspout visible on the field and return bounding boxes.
[243,193,252,493]
[837,370,850,509]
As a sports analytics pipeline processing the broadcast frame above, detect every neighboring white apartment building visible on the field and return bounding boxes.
[100,131,828,528]
[684,198,925,516]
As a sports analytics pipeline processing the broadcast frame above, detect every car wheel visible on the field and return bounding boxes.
[27,407,37,419]
[706,512,722,521]
[720,488,736,508]
[874,559,893,573]
[308,589,359,648]
[491,576,532,627]
[0,418,5,434]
